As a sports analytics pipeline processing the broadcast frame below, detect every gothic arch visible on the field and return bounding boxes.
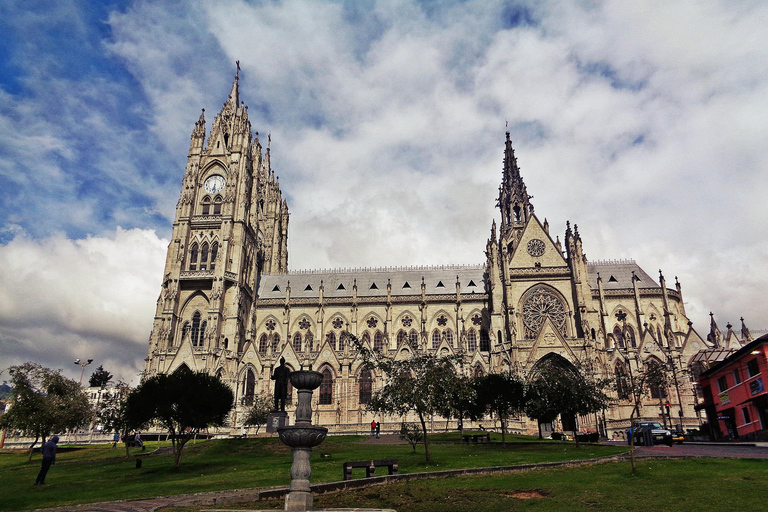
[362,312,385,330]
[394,310,417,329]
[290,314,314,333]
[529,352,578,377]
[518,284,569,339]
[200,161,227,180]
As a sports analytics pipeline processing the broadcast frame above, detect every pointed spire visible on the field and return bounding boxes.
[497,131,532,235]
[707,312,722,348]
[741,317,753,342]
[226,61,240,111]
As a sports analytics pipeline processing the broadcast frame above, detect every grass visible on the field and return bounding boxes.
[0,435,625,511]
[266,458,768,512]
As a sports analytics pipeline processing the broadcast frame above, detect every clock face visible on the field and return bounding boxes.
[527,238,546,257]
[204,175,226,194]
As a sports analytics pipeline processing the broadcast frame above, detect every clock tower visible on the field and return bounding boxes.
[144,65,289,380]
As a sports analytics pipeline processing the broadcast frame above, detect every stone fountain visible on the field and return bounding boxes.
[277,370,328,511]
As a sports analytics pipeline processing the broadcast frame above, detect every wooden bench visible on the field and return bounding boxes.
[461,433,491,444]
[343,459,398,480]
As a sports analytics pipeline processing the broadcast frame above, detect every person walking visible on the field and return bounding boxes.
[34,435,59,485]
[375,421,381,438]
[112,432,120,448]
[371,420,376,436]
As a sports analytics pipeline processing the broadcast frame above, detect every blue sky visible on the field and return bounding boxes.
[1,0,767,384]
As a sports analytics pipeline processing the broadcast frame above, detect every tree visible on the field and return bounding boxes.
[125,367,234,468]
[242,391,272,434]
[88,365,113,389]
[96,381,133,456]
[398,422,423,451]
[474,372,526,446]
[0,362,92,459]
[436,373,478,435]
[352,333,458,462]
[525,358,614,447]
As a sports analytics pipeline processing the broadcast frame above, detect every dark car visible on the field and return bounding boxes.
[628,422,673,446]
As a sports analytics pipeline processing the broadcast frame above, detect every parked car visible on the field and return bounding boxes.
[627,422,673,446]
[670,431,684,444]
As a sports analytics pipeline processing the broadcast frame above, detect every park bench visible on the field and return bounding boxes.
[342,459,398,480]
[462,433,491,444]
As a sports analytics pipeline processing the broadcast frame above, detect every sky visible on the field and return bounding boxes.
[1,0,766,386]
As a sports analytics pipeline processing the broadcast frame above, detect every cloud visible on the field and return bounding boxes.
[1,0,767,380]
[0,228,167,385]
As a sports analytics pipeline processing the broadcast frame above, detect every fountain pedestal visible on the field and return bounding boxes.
[277,371,328,511]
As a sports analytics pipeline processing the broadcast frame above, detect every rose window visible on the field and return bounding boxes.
[332,317,343,329]
[298,318,310,330]
[527,238,546,257]
[402,316,412,327]
[471,314,482,326]
[265,319,276,331]
[522,287,567,339]
[437,315,448,326]
[367,317,378,328]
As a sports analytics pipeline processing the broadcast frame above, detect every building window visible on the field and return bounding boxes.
[191,312,202,347]
[743,407,751,424]
[409,330,418,348]
[181,321,190,344]
[210,242,218,270]
[445,329,454,347]
[733,370,741,385]
[242,369,255,406]
[306,331,314,351]
[200,242,209,270]
[626,326,637,348]
[272,333,280,352]
[362,332,370,346]
[615,362,630,400]
[326,331,336,350]
[359,369,372,405]
[189,243,199,271]
[292,333,302,352]
[467,329,477,352]
[397,330,407,348]
[374,331,384,351]
[717,375,729,393]
[259,334,268,354]
[319,369,333,405]
[480,330,491,352]
[213,195,222,215]
[201,196,211,215]
[338,332,346,351]
[432,330,441,349]
[747,359,760,378]
[613,326,625,348]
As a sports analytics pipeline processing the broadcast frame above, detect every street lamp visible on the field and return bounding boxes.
[74,358,93,386]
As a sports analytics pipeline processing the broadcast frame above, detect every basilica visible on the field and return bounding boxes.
[143,70,746,436]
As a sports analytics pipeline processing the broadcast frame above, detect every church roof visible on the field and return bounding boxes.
[586,259,659,290]
[257,265,486,299]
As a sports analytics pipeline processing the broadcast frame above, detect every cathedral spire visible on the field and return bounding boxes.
[226,61,241,112]
[497,131,532,238]
[741,317,753,342]
[707,312,722,348]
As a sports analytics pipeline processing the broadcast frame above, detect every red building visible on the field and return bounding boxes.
[698,333,768,440]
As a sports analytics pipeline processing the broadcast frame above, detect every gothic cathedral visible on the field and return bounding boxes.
[144,70,723,436]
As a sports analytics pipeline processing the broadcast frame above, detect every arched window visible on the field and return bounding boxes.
[319,369,333,405]
[397,330,407,348]
[374,331,384,351]
[615,362,629,399]
[191,312,202,347]
[213,195,223,215]
[306,331,314,352]
[657,326,664,346]
[259,334,268,354]
[201,196,211,215]
[242,369,255,406]
[189,243,199,271]
[198,321,207,347]
[362,332,370,346]
[359,369,372,405]
[408,330,418,348]
[210,242,218,270]
[338,332,346,351]
[647,359,668,399]
[200,242,209,270]
[432,330,441,349]
[467,329,477,352]
[272,333,280,352]
[445,329,454,347]
[292,333,302,352]
[626,326,636,348]
[326,331,336,350]
[181,321,190,344]
[480,330,491,351]
[613,326,625,348]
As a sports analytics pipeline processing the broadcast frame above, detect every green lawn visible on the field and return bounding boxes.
[0,435,624,511]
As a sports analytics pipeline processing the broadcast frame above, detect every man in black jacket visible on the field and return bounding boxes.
[35,435,59,485]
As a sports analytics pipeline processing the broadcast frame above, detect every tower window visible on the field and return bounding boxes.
[201,196,211,215]
[189,243,198,271]
[210,242,218,270]
[200,242,209,270]
[191,312,201,347]
[213,195,223,215]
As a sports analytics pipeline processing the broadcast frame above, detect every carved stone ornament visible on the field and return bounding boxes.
[527,238,546,257]
[522,286,567,339]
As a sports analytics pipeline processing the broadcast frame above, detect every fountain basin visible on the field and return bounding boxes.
[290,370,323,390]
[277,425,328,448]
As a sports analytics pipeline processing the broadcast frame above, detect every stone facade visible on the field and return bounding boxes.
[144,71,729,436]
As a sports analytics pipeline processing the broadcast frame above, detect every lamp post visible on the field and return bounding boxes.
[74,358,93,386]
